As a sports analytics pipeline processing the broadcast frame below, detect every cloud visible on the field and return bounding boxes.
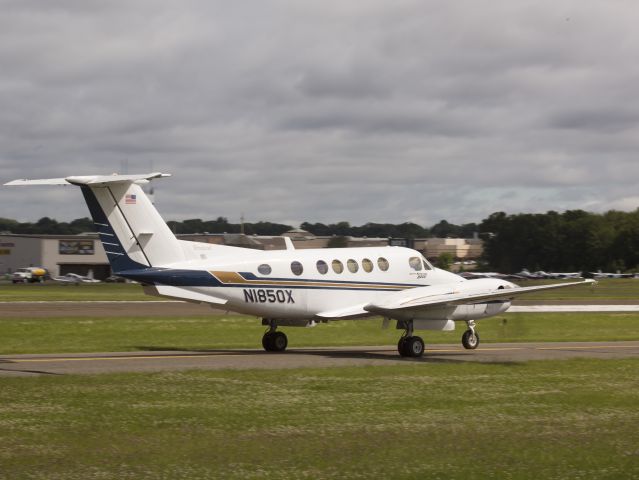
[1,0,639,227]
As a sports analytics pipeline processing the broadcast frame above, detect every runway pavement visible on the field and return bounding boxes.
[3,301,639,318]
[1,341,638,377]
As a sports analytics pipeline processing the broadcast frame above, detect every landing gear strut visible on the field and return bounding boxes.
[462,320,479,350]
[262,320,288,352]
[397,320,425,358]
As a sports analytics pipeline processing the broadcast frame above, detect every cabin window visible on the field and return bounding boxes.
[332,259,344,274]
[377,257,389,271]
[347,259,359,273]
[409,256,423,271]
[316,260,328,275]
[362,258,373,272]
[290,261,303,276]
[258,264,272,275]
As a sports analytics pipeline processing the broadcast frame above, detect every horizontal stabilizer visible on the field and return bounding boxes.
[4,177,69,186]
[143,285,228,305]
[5,172,170,187]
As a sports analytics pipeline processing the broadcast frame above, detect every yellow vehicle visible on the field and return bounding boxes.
[12,267,47,284]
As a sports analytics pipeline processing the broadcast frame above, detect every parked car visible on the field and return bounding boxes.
[104,275,126,283]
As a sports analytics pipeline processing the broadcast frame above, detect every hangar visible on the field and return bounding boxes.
[0,233,109,279]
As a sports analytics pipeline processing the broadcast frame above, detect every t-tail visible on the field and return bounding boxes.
[5,173,184,274]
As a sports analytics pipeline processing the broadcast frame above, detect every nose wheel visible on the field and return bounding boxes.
[462,320,479,349]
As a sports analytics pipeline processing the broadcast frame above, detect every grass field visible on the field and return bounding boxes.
[1,280,638,479]
[0,359,637,479]
[0,282,157,302]
[1,312,639,354]
[516,278,639,301]
[1,277,638,302]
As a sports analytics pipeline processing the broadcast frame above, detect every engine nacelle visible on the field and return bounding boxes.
[450,301,511,321]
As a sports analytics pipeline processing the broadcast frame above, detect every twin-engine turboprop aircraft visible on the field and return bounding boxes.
[6,173,594,357]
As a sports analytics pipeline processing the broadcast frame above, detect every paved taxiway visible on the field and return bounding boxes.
[1,341,638,377]
[3,301,639,318]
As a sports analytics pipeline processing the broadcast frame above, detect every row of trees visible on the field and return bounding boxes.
[0,217,95,235]
[166,217,292,236]
[299,220,478,239]
[0,216,477,239]
[480,210,639,273]
[4,209,639,272]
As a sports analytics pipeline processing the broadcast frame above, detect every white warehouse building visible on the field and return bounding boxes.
[0,234,110,279]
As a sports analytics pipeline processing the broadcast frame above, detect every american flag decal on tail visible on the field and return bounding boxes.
[125,194,136,204]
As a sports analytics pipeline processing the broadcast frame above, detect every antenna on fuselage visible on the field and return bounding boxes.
[284,237,295,250]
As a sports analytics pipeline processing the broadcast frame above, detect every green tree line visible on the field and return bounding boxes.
[0,216,477,238]
[480,210,639,273]
[5,210,638,273]
[300,220,478,238]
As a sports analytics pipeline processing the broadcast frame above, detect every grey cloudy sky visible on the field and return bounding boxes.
[1,0,639,227]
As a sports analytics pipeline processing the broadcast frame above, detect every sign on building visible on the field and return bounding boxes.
[59,240,95,255]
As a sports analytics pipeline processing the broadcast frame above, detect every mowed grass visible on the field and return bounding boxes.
[1,312,639,354]
[1,277,638,354]
[516,278,639,301]
[0,277,638,302]
[1,359,638,480]
[0,282,154,301]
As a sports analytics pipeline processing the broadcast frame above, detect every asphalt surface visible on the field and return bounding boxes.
[0,301,218,317]
[1,341,638,377]
[3,301,639,318]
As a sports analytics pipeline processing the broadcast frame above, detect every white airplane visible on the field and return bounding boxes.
[52,273,101,284]
[589,270,632,279]
[5,173,595,357]
[518,269,582,280]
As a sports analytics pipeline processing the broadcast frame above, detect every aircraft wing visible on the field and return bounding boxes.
[364,279,595,314]
[315,304,370,319]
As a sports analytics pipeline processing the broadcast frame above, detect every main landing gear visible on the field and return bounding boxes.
[262,320,288,352]
[397,320,425,358]
[461,320,480,350]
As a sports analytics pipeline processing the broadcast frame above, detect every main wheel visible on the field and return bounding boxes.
[262,332,275,351]
[461,329,479,350]
[398,337,409,357]
[405,336,425,357]
[271,331,288,352]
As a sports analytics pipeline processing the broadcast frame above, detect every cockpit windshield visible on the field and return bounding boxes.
[408,257,423,271]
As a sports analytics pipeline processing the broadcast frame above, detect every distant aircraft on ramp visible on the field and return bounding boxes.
[518,269,582,279]
[5,173,594,357]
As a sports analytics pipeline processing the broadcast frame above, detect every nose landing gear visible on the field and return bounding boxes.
[461,320,479,350]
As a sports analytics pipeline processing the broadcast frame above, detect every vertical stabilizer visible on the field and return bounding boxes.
[5,173,186,272]
[82,182,185,270]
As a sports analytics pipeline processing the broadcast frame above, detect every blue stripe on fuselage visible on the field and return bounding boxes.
[118,268,222,286]
[118,268,422,291]
[238,271,423,288]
